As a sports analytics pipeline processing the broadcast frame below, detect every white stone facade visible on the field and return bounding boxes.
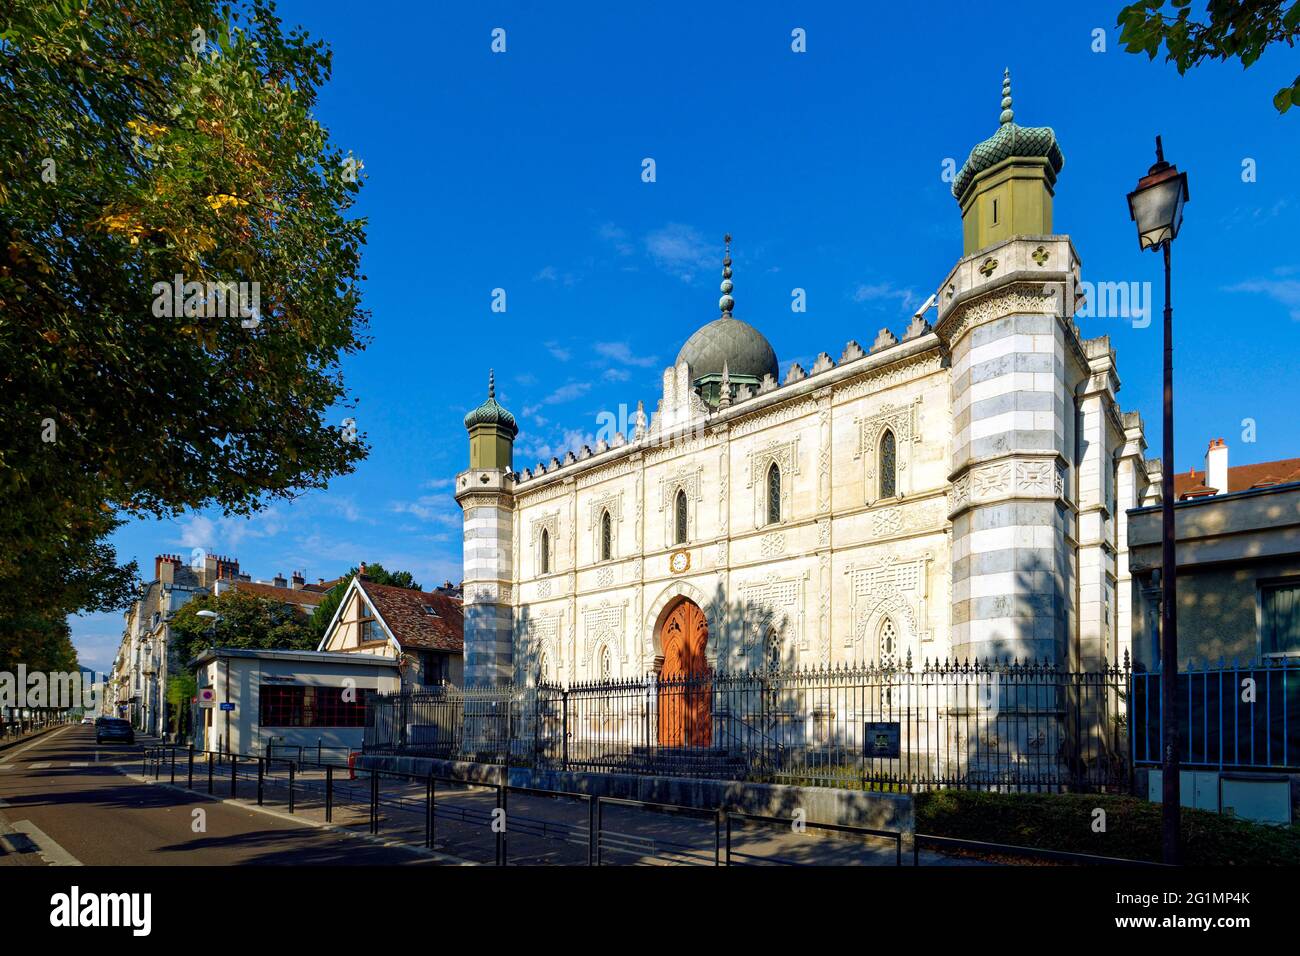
[457,237,1147,686]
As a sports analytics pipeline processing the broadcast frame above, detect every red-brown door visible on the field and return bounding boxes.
[658,600,711,747]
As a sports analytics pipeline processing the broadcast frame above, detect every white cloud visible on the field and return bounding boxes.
[645,223,715,283]
[1224,277,1300,320]
[178,515,215,549]
[598,222,633,256]
[594,341,658,367]
[390,496,461,526]
[544,341,572,362]
[852,281,919,312]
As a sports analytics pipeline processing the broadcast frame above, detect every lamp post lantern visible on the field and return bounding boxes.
[1127,135,1190,866]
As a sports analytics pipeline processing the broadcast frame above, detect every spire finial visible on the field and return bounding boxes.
[718,233,735,317]
[488,368,495,399]
[999,68,1014,125]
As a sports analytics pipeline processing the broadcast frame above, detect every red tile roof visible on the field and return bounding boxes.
[1173,457,1300,497]
[301,577,345,593]
[360,579,463,653]
[230,580,327,609]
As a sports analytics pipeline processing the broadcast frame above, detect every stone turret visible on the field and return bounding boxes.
[455,371,517,686]
[939,72,1080,663]
[953,70,1064,257]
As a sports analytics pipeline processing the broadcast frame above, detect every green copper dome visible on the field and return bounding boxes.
[676,317,779,385]
[952,70,1064,201]
[676,236,778,385]
[463,370,518,437]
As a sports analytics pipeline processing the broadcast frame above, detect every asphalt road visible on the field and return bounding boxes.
[0,725,433,866]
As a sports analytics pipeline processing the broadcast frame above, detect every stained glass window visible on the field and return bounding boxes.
[540,529,550,574]
[767,463,781,525]
[675,489,688,544]
[600,510,612,561]
[879,429,897,498]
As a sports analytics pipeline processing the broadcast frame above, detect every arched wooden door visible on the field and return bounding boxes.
[658,599,711,747]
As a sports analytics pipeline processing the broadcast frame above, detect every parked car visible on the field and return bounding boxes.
[95,718,135,745]
[81,716,94,725]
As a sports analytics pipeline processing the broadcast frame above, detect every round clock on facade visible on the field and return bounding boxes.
[669,549,690,574]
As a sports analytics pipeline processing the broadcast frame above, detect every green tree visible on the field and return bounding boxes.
[0,613,79,674]
[308,563,422,639]
[1117,0,1300,113]
[166,672,196,735]
[0,1,369,633]
[170,588,317,670]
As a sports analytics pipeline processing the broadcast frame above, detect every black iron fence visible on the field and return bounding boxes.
[1131,657,1300,771]
[365,657,1131,793]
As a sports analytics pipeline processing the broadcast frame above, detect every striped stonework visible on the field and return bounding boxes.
[939,237,1084,662]
[456,472,517,686]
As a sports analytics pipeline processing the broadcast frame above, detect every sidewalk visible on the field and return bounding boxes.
[0,721,76,753]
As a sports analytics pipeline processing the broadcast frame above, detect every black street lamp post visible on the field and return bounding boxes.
[1127,135,1190,866]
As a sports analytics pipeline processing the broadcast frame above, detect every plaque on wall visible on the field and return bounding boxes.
[864,721,901,759]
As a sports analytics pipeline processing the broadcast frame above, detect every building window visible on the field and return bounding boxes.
[598,645,613,680]
[675,489,688,545]
[540,528,550,574]
[258,685,373,728]
[878,616,898,668]
[767,463,781,525]
[361,618,382,644]
[538,650,550,685]
[879,429,897,499]
[765,627,782,673]
[992,197,999,225]
[600,510,613,561]
[1261,582,1300,656]
[422,652,447,685]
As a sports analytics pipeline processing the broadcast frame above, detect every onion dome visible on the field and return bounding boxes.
[951,69,1064,201]
[463,369,518,437]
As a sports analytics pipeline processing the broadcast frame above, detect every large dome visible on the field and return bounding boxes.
[675,317,779,384]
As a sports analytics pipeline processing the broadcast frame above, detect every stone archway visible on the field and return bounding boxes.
[657,598,711,747]
[646,579,720,667]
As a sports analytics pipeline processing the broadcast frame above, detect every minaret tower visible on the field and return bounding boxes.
[455,370,518,686]
[937,71,1080,663]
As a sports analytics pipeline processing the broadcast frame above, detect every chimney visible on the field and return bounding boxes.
[1205,438,1228,495]
[358,562,368,579]
[272,573,288,588]
[155,554,179,585]
[291,571,305,590]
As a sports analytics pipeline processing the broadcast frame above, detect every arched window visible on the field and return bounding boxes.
[539,528,550,574]
[879,428,897,499]
[675,489,688,544]
[537,650,550,685]
[600,510,612,561]
[765,627,782,673]
[598,645,613,681]
[766,462,782,525]
[878,616,898,668]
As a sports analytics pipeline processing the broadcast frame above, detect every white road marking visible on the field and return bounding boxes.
[69,762,89,768]
[1,725,70,762]
[0,764,13,770]
[11,820,83,866]
[29,762,51,769]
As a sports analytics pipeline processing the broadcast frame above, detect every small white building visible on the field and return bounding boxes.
[192,647,400,756]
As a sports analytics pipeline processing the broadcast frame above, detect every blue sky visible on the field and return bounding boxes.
[69,2,1300,672]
